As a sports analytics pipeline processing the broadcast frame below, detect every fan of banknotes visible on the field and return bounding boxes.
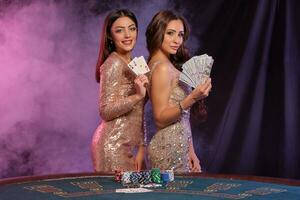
[179,54,214,88]
[127,56,150,75]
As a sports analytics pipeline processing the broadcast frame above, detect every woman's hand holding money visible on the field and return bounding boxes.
[179,78,212,112]
[189,78,212,102]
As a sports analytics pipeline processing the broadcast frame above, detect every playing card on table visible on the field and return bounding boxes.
[127,56,150,75]
[115,188,153,193]
[179,54,214,88]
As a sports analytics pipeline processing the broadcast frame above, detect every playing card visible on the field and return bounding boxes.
[128,58,140,75]
[115,188,153,193]
[136,56,150,74]
[127,56,150,75]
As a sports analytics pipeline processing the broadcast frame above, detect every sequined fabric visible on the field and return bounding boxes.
[91,52,144,172]
[147,62,192,172]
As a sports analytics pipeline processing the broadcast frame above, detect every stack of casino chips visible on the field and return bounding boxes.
[114,170,122,182]
[151,168,162,183]
[139,171,152,184]
[160,169,174,183]
[114,168,174,186]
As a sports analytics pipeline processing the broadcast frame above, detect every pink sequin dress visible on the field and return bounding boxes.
[91,52,144,172]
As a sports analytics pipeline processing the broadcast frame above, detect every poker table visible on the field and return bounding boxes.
[1,172,300,200]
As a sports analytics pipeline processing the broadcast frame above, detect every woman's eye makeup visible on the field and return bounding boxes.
[166,31,174,36]
[114,26,136,33]
[130,27,137,31]
[115,28,123,33]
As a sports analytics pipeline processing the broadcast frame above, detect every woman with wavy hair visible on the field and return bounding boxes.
[145,10,212,172]
[91,9,148,172]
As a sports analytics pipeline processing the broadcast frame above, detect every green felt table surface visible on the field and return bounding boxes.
[1,173,300,200]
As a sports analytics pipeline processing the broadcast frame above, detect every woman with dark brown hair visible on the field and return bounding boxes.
[145,10,212,172]
[91,9,148,172]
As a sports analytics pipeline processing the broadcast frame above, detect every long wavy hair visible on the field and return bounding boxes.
[95,9,138,83]
[145,10,190,70]
[146,10,208,121]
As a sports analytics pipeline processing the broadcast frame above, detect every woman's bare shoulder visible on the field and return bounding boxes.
[152,60,172,75]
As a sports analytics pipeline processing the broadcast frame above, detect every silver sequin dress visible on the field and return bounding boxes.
[91,52,144,172]
[147,62,192,173]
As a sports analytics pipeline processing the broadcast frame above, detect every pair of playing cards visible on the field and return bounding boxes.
[115,188,152,193]
[179,54,214,88]
[127,56,150,75]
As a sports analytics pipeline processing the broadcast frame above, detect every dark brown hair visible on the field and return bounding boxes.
[95,9,138,83]
[145,10,190,70]
[146,10,208,122]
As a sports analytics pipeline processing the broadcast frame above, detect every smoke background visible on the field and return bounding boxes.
[0,0,195,178]
[2,0,300,179]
